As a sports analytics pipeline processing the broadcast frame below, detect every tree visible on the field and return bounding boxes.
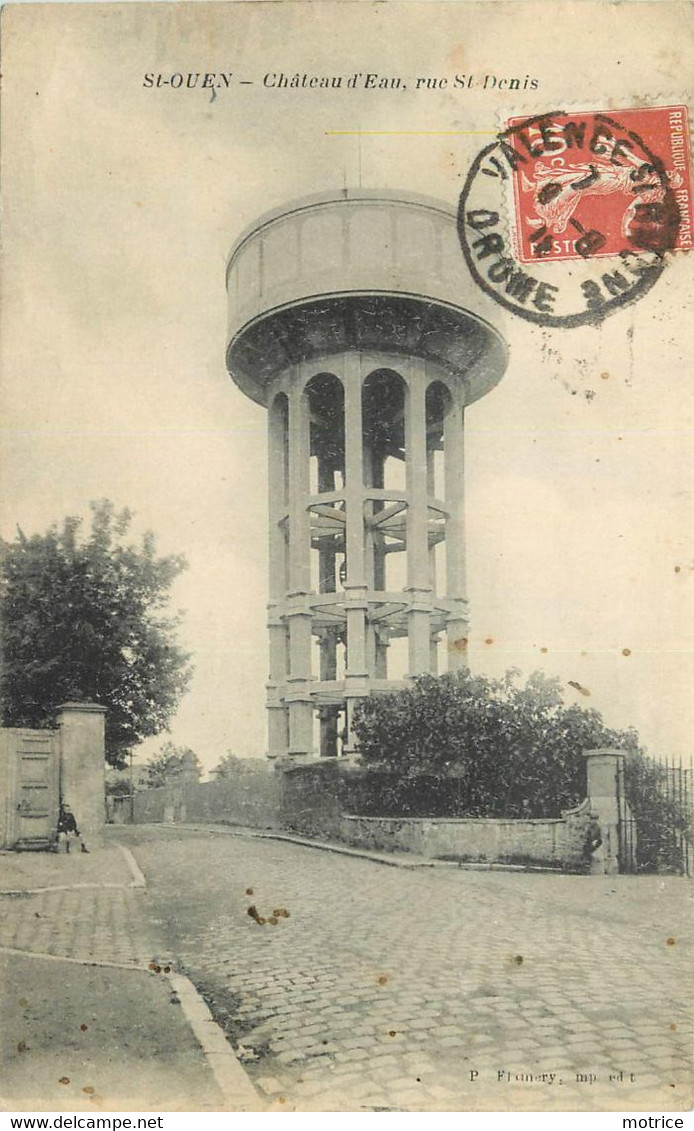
[106,778,133,798]
[354,669,691,871]
[352,669,634,818]
[142,742,202,788]
[0,500,192,768]
[211,750,241,779]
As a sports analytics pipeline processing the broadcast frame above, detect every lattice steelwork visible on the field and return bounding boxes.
[225,190,509,758]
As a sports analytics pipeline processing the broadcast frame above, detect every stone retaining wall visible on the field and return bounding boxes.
[132,763,281,830]
[340,813,586,868]
[129,759,596,871]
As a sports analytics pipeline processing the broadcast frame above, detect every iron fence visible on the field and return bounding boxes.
[623,752,693,875]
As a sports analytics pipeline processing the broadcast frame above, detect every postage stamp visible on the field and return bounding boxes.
[458,105,693,328]
[508,105,692,263]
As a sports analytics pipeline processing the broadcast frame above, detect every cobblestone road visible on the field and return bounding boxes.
[0,845,163,967]
[0,842,222,1111]
[123,825,693,1113]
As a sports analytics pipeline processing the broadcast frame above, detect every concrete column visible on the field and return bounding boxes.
[375,627,389,679]
[288,378,311,594]
[266,606,289,759]
[317,626,339,757]
[445,397,469,670]
[285,603,314,756]
[285,375,313,756]
[426,440,438,600]
[267,615,288,677]
[343,352,368,753]
[430,634,440,675]
[315,457,340,758]
[267,390,289,758]
[406,365,432,675]
[584,748,625,875]
[58,703,106,846]
[365,620,377,679]
[267,701,289,760]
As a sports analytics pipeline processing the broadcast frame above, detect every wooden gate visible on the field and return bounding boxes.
[6,728,59,850]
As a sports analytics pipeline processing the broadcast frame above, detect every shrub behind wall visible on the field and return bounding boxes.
[352,670,626,818]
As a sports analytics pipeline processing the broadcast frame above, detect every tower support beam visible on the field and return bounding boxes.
[406,363,433,677]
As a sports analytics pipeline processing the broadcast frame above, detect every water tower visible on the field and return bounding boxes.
[225,190,508,759]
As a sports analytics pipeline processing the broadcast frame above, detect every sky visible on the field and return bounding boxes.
[1,2,692,773]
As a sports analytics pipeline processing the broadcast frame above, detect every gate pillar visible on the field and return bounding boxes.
[584,748,634,874]
[58,703,107,846]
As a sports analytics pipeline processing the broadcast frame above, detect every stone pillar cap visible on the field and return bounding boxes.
[583,747,626,758]
[59,702,107,713]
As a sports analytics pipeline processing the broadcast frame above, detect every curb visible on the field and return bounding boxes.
[119,843,147,888]
[121,840,264,1110]
[0,945,141,970]
[143,822,445,868]
[0,850,148,900]
[0,844,148,897]
[163,822,564,873]
[168,973,263,1111]
[0,946,263,1109]
[0,882,134,895]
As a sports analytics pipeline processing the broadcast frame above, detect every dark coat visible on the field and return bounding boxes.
[57,808,79,835]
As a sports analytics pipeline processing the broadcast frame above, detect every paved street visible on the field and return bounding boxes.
[0,842,225,1112]
[0,952,224,1112]
[0,843,162,967]
[120,825,693,1112]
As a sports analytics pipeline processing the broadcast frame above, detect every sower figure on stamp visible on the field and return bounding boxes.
[56,801,89,854]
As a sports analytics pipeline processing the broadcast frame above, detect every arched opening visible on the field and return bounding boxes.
[305,373,346,595]
[362,369,407,492]
[362,369,407,595]
[313,703,347,759]
[426,381,451,501]
[306,373,345,494]
[426,381,452,598]
[311,618,347,758]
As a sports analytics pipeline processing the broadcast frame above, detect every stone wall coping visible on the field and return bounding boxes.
[583,747,627,758]
[342,814,565,826]
[59,702,107,714]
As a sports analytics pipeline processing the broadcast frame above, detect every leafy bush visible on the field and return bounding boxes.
[352,669,692,871]
[352,669,634,818]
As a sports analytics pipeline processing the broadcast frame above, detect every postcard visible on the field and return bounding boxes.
[1,0,692,1115]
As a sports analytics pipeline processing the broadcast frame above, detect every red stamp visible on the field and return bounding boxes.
[506,106,692,264]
